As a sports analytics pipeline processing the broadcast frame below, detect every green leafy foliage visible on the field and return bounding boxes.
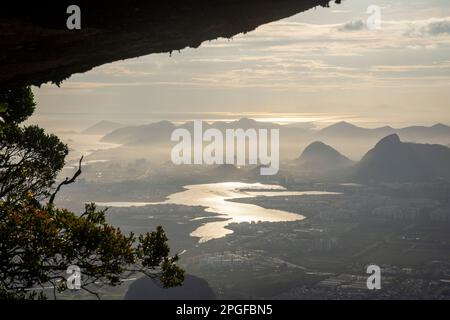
[0,125,68,202]
[0,87,184,299]
[0,201,184,299]
[0,87,35,124]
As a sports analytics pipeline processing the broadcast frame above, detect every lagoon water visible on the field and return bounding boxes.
[96,182,340,243]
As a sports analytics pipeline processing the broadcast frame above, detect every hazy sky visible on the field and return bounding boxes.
[30,0,450,130]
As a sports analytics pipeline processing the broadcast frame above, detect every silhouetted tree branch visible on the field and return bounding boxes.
[48,155,83,205]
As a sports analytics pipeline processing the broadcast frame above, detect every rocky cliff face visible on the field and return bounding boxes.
[0,0,335,87]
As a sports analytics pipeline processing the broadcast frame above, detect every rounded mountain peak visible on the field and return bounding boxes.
[374,134,401,148]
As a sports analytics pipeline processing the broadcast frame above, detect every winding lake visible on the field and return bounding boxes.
[96,182,340,243]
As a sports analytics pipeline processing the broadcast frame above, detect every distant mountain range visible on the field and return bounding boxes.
[352,134,450,182]
[82,117,450,183]
[100,119,450,146]
[86,119,450,172]
[100,118,289,145]
[101,120,176,144]
[298,141,354,172]
[317,121,450,144]
[81,120,124,135]
[294,133,450,182]
[318,121,395,138]
[311,121,450,160]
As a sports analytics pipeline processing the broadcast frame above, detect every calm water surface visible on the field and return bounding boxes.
[96,182,340,243]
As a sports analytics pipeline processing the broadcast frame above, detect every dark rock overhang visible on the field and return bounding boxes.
[0,0,338,88]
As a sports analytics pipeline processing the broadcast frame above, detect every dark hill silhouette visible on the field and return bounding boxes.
[352,134,450,182]
[298,141,353,172]
[124,274,216,300]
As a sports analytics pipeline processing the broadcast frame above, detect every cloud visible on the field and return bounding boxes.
[338,19,366,32]
[370,61,450,73]
[39,14,450,93]
[404,18,450,36]
[423,19,450,35]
